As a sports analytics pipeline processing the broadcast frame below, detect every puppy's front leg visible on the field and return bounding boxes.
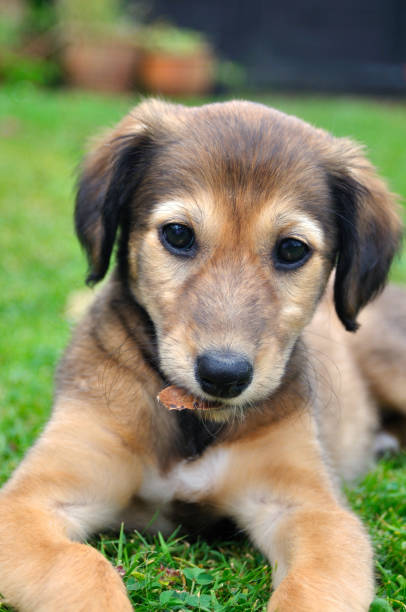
[262,506,373,612]
[217,412,374,612]
[0,404,138,612]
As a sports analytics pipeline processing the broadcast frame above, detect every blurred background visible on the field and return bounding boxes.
[1,0,406,95]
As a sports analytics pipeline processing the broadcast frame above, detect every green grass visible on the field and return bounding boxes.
[0,84,405,611]
[96,528,273,611]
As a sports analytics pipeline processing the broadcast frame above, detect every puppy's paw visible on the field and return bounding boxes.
[267,581,370,612]
[36,543,133,612]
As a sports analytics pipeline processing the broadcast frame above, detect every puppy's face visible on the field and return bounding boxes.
[134,200,330,411]
[130,161,333,411]
[76,101,401,418]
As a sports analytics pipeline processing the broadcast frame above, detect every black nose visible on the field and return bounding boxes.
[195,350,253,398]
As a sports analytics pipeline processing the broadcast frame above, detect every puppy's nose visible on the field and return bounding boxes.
[195,351,253,398]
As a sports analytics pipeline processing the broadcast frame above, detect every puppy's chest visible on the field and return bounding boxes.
[140,446,230,505]
[127,447,231,534]
[119,407,233,534]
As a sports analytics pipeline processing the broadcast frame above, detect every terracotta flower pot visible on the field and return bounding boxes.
[63,38,138,93]
[138,49,214,96]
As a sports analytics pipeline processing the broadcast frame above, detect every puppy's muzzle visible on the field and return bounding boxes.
[195,350,253,399]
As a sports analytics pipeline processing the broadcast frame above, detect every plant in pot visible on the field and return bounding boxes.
[0,0,60,87]
[57,0,139,93]
[138,23,215,96]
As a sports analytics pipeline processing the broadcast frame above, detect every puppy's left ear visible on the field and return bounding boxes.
[75,115,153,285]
[75,99,177,285]
[325,138,402,331]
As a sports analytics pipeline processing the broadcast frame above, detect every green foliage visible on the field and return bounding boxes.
[24,0,58,36]
[0,15,22,48]
[97,530,272,610]
[138,23,209,55]
[57,0,122,27]
[0,86,405,611]
[371,599,397,612]
[56,0,139,41]
[0,3,59,87]
[348,454,406,611]
[0,51,60,86]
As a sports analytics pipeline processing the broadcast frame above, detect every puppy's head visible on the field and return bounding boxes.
[76,100,402,417]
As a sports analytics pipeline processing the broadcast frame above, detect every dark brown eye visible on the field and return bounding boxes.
[161,223,195,254]
[275,238,311,269]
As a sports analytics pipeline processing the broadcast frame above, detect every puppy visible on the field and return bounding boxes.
[0,99,404,612]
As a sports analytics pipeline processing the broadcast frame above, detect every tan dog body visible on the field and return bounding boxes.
[0,100,404,611]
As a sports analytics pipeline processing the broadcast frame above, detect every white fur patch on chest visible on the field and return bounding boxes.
[139,446,230,507]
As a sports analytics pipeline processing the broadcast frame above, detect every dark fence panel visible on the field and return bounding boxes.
[147,0,406,92]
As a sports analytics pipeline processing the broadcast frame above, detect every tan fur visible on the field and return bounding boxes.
[0,99,404,611]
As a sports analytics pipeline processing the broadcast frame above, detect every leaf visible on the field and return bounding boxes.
[195,573,213,585]
[159,589,212,610]
[130,570,146,580]
[369,598,394,612]
[159,590,181,605]
[183,567,213,585]
[158,531,171,559]
[126,577,141,592]
[117,522,126,563]
[196,593,212,607]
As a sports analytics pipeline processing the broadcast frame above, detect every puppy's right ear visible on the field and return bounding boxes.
[324,138,402,331]
[75,111,154,285]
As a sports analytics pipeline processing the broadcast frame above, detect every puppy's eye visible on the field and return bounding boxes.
[274,238,311,269]
[161,223,195,254]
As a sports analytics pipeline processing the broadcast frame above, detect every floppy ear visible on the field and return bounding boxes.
[326,139,402,331]
[74,102,166,284]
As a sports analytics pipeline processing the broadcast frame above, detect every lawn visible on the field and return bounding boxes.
[0,84,405,611]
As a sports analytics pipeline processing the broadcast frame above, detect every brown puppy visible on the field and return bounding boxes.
[0,100,404,612]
